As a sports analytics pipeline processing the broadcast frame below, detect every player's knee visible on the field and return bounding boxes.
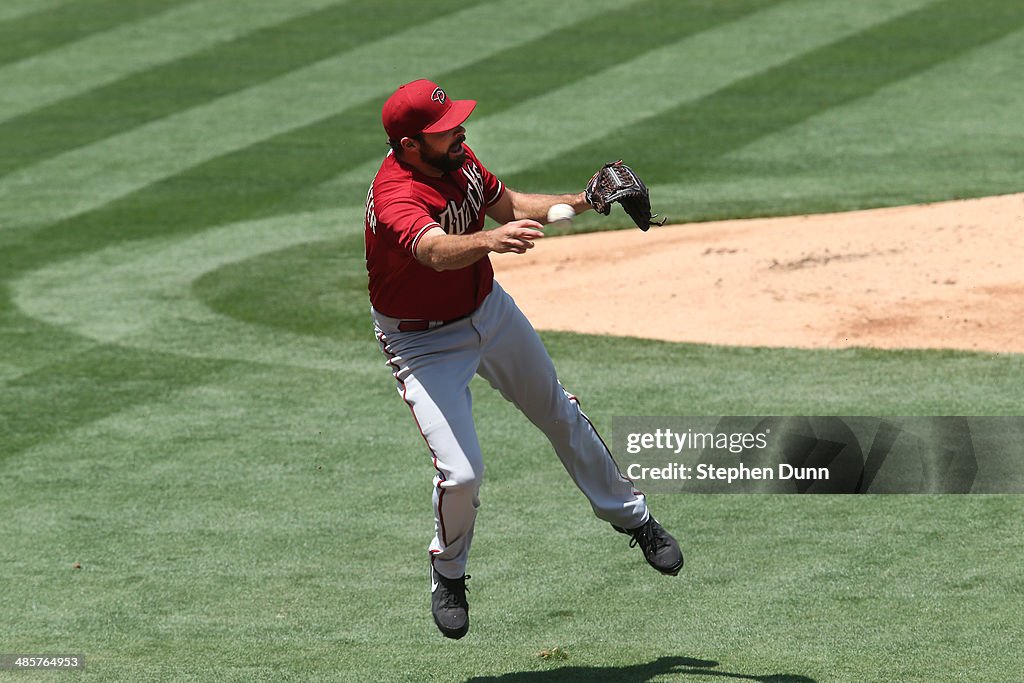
[535,392,583,433]
[522,387,577,429]
[437,466,484,493]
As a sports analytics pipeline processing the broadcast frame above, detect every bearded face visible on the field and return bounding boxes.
[416,127,467,173]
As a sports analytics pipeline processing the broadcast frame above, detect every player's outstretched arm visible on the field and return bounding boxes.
[416,221,544,272]
[488,189,591,224]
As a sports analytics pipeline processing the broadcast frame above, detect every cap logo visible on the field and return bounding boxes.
[431,87,447,105]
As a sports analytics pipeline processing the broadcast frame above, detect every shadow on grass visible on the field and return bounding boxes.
[467,656,816,683]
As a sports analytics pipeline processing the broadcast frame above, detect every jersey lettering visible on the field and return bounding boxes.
[365,185,377,235]
[365,145,503,320]
[437,163,485,235]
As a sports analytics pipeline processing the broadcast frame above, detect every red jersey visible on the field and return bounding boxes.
[364,145,505,320]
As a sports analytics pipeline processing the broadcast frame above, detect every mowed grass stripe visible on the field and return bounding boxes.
[528,0,1024,193]
[0,0,638,234]
[1,0,454,178]
[0,282,98,383]
[312,0,937,199]
[294,0,782,212]
[0,0,193,67]
[728,25,1024,170]
[0,344,235,463]
[0,0,69,23]
[12,207,371,370]
[3,0,777,273]
[474,0,940,178]
[0,0,350,130]
[675,27,1024,219]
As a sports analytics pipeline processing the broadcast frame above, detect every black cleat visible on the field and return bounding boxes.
[431,569,470,639]
[614,516,684,576]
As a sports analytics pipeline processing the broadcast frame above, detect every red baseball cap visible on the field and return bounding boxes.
[382,79,476,141]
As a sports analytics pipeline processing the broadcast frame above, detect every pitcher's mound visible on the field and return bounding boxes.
[492,193,1024,353]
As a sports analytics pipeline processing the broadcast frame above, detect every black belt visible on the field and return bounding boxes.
[397,314,469,332]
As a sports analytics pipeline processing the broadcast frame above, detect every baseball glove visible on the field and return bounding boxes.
[585,160,665,231]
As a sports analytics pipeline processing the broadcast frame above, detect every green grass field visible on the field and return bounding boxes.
[2,1,1023,681]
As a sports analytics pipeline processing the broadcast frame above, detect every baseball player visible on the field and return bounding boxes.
[364,79,681,640]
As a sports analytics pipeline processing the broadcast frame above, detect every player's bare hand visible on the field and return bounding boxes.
[486,220,544,255]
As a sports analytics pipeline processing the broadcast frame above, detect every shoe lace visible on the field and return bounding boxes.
[438,574,470,607]
[629,521,665,555]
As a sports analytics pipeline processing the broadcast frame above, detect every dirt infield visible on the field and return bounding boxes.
[492,193,1024,353]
